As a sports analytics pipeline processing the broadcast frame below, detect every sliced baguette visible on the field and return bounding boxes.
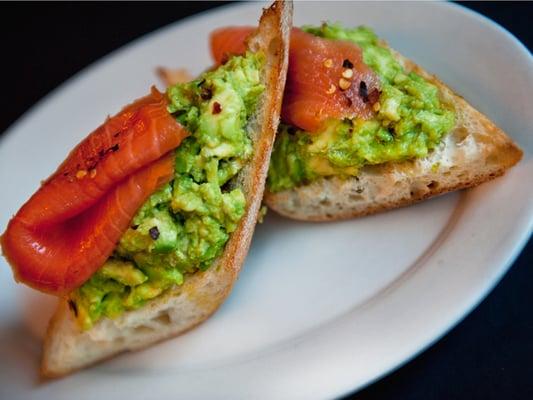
[265,46,523,221]
[41,0,292,378]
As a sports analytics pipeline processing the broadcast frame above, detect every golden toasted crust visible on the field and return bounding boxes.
[264,45,523,222]
[41,0,292,378]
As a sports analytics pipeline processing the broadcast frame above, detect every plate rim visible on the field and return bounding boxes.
[0,1,532,399]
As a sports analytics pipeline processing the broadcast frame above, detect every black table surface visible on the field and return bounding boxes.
[1,2,531,399]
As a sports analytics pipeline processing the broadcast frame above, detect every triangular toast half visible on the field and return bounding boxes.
[265,46,522,221]
[42,0,292,377]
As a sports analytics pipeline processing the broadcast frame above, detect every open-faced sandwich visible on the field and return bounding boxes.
[210,23,522,221]
[1,1,292,377]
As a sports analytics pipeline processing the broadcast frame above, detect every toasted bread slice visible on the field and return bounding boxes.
[41,0,292,377]
[265,46,522,221]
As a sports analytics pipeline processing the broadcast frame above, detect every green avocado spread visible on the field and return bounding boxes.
[71,52,264,329]
[267,24,455,192]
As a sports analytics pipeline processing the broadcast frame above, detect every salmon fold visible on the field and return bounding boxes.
[210,27,380,132]
[1,88,188,295]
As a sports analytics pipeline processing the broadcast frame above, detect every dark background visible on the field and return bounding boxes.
[0,2,531,399]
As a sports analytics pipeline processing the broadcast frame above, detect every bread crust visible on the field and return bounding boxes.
[264,44,523,222]
[41,0,292,378]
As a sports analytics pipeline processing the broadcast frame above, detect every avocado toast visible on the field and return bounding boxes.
[1,1,292,377]
[211,23,522,221]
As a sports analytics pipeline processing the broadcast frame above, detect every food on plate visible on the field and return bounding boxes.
[210,23,523,221]
[1,0,291,377]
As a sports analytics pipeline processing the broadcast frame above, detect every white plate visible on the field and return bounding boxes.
[0,2,531,399]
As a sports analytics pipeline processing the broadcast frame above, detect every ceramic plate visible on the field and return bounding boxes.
[0,2,531,399]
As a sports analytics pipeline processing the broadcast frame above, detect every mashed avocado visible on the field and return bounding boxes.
[267,24,455,192]
[71,52,264,329]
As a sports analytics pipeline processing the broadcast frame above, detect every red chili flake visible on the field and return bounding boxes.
[149,226,160,240]
[212,102,222,115]
[109,143,120,152]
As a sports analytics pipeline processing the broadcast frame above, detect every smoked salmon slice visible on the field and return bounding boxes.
[210,27,380,132]
[210,26,256,66]
[1,88,188,294]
